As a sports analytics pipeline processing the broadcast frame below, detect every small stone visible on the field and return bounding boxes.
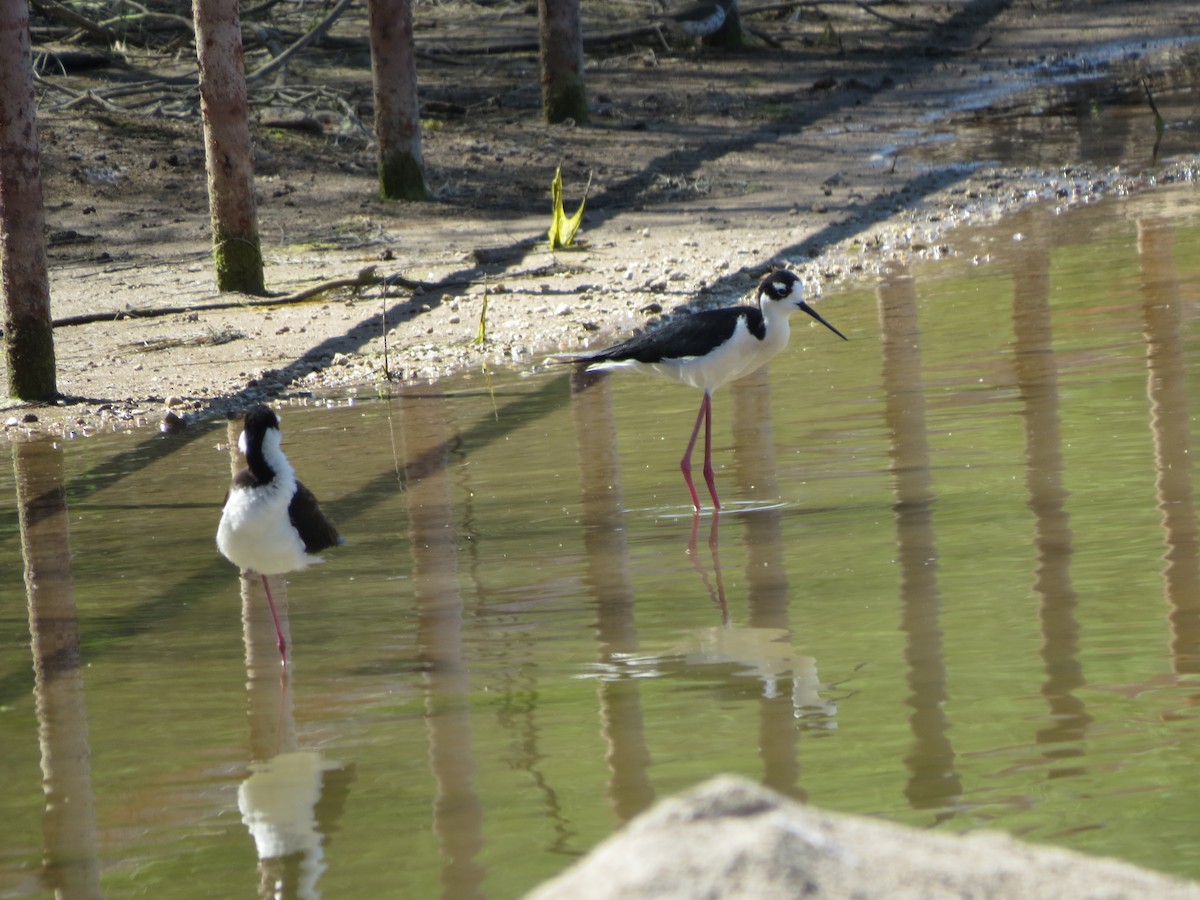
[160,411,185,433]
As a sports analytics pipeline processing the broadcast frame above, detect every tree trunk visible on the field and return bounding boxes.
[538,0,587,124]
[193,0,265,294]
[0,0,56,401]
[368,0,429,201]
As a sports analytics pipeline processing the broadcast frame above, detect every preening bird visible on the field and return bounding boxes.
[217,404,342,663]
[556,270,847,510]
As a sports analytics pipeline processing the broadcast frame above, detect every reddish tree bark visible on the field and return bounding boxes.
[368,0,428,201]
[193,0,264,293]
[538,0,587,124]
[0,0,56,400]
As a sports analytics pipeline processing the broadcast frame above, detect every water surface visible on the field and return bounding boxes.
[2,184,1199,898]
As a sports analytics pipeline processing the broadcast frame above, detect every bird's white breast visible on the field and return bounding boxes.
[217,466,318,576]
[593,315,791,393]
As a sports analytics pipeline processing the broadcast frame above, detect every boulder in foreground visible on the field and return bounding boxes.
[526,776,1200,900]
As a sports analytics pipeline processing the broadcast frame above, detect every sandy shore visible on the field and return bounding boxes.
[4,0,1198,437]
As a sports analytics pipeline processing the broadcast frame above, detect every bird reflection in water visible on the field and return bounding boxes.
[238,573,355,900]
[689,510,728,620]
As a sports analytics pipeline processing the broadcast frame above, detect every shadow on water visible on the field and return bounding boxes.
[4,184,1200,895]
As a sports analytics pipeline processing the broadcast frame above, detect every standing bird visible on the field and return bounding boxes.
[557,270,846,511]
[217,404,342,663]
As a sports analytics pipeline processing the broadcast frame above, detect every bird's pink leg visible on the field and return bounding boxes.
[260,574,288,665]
[701,392,720,509]
[680,393,712,511]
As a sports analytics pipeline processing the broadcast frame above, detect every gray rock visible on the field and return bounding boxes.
[525,776,1200,900]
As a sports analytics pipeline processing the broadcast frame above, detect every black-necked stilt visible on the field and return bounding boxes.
[217,404,342,662]
[556,270,846,510]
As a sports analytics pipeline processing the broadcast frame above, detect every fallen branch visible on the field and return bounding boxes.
[99,0,194,36]
[50,267,427,329]
[245,0,354,84]
[30,0,121,44]
[42,256,585,331]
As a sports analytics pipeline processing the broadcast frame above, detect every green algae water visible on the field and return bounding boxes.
[1,184,1199,898]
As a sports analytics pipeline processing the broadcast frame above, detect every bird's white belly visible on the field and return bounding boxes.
[217,481,316,576]
[648,329,788,392]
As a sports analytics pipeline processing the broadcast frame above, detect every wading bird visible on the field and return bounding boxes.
[217,404,342,663]
[557,270,846,510]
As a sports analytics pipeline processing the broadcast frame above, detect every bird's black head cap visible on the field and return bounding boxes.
[756,269,802,303]
[242,404,280,440]
[757,269,847,341]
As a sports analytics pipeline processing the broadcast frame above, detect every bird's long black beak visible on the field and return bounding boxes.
[799,301,848,341]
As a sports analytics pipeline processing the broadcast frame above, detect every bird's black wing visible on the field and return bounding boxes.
[585,306,763,363]
[289,481,342,553]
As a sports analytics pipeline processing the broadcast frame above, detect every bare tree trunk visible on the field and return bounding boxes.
[368,0,428,201]
[193,0,265,294]
[0,0,56,400]
[538,0,587,124]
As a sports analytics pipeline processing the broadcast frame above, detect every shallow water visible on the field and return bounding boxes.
[2,183,1200,898]
[911,42,1200,170]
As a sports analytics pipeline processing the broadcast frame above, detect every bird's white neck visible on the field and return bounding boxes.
[760,299,795,345]
[261,429,294,478]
